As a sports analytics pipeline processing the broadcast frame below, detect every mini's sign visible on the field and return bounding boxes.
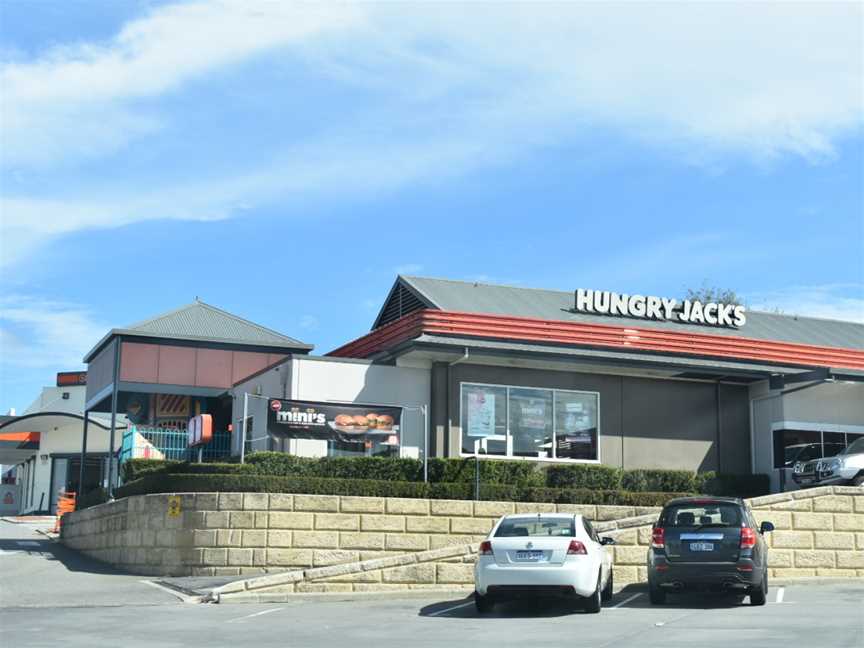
[573,289,746,328]
[187,414,213,447]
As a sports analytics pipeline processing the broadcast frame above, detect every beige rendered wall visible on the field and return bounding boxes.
[62,487,864,586]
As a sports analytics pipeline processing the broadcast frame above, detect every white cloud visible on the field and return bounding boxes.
[298,315,319,331]
[394,264,423,275]
[1,1,862,264]
[745,283,864,323]
[0,296,107,369]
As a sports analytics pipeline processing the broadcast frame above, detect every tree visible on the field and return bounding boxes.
[683,282,741,305]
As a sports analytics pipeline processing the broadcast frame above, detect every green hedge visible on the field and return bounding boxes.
[120,455,770,498]
[114,472,687,507]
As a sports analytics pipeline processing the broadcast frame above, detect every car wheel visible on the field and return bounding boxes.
[648,581,666,605]
[852,475,864,487]
[601,569,614,602]
[583,573,602,614]
[474,592,494,614]
[750,571,768,606]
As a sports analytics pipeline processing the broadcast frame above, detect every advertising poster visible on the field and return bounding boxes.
[466,391,496,437]
[267,399,402,448]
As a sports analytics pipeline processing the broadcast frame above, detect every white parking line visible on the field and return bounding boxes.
[16,541,40,547]
[226,607,284,623]
[430,601,475,617]
[775,587,785,604]
[609,593,642,609]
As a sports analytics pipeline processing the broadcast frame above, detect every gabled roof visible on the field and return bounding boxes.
[84,300,313,362]
[381,276,864,350]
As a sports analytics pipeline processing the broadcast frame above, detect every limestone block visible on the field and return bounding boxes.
[752,511,791,530]
[193,530,217,547]
[217,529,243,547]
[436,563,474,584]
[771,531,813,548]
[772,499,813,512]
[473,501,515,518]
[202,548,228,566]
[450,518,494,535]
[793,550,835,568]
[254,512,270,529]
[836,551,864,569]
[292,531,338,549]
[515,502,557,513]
[360,553,417,572]
[406,516,450,534]
[361,515,406,532]
[597,506,635,521]
[269,494,294,511]
[854,497,864,514]
[381,564,436,584]
[267,530,292,547]
[555,504,596,518]
[637,527,653,545]
[386,498,430,515]
[218,493,243,511]
[242,530,267,547]
[612,566,638,583]
[613,546,646,566]
[771,568,816,578]
[833,514,864,532]
[430,500,474,517]
[792,512,833,530]
[431,535,484,550]
[195,494,219,511]
[814,532,855,549]
[313,550,360,566]
[314,513,360,531]
[817,568,857,577]
[340,496,385,513]
[385,533,429,552]
[227,548,253,566]
[339,532,385,550]
[767,550,793,568]
[324,570,381,583]
[609,529,638,546]
[204,512,229,529]
[267,548,313,567]
[269,512,313,530]
[243,493,269,510]
[212,567,242,576]
[856,533,864,550]
[230,511,256,529]
[813,496,853,513]
[295,583,353,593]
[293,495,340,512]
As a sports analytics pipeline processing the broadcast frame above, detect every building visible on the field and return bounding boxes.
[250,275,861,492]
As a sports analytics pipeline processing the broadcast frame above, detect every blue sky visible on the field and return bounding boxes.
[1,1,862,413]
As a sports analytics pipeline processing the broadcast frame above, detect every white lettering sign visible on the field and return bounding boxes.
[573,289,746,328]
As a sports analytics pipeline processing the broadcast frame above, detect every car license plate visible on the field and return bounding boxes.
[515,550,544,561]
[689,542,714,552]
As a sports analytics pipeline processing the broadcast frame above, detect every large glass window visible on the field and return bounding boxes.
[460,383,599,461]
[773,429,864,469]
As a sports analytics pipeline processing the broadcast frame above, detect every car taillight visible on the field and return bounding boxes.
[651,527,665,549]
[479,540,493,555]
[567,540,587,555]
[740,527,757,549]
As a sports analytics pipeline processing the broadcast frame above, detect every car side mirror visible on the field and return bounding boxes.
[600,537,616,546]
[759,521,774,534]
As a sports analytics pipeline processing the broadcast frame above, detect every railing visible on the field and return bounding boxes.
[120,425,232,466]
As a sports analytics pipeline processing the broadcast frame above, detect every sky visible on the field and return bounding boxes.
[0,1,862,413]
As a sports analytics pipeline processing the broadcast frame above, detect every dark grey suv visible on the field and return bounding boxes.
[647,497,774,606]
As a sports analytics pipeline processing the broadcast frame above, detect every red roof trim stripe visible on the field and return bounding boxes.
[328,309,864,370]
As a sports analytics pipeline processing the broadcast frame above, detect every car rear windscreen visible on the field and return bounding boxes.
[661,503,743,528]
[494,518,576,537]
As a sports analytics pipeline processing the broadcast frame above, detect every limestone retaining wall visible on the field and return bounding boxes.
[61,487,864,585]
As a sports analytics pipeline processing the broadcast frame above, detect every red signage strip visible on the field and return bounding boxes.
[56,371,87,387]
[328,309,864,370]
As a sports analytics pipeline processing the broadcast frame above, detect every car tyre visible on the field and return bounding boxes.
[648,581,666,605]
[852,475,864,487]
[583,573,602,614]
[750,571,767,606]
[474,592,494,614]
[601,569,614,603]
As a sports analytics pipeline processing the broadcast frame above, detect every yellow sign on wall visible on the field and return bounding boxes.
[167,495,182,518]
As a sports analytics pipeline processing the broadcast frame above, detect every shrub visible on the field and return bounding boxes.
[77,487,109,510]
[546,464,622,490]
[114,472,687,508]
[699,472,771,498]
[121,459,180,482]
[621,469,697,493]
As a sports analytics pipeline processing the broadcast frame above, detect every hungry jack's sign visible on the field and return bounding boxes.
[573,289,746,328]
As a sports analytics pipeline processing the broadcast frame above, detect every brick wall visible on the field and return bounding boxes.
[61,486,863,584]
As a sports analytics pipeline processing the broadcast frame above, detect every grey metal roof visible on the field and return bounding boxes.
[84,300,313,362]
[398,276,864,350]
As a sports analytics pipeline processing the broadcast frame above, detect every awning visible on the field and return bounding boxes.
[0,431,41,464]
[0,412,119,465]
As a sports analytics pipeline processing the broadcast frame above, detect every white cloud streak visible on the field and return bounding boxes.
[745,283,864,323]
[1,1,862,266]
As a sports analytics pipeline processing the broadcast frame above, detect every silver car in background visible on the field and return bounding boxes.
[793,436,864,487]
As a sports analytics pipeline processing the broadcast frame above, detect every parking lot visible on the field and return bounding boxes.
[3,581,862,648]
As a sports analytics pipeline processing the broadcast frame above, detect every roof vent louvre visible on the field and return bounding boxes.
[375,284,425,328]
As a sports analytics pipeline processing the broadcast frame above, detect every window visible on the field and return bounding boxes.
[660,502,742,528]
[460,383,599,461]
[773,429,864,469]
[495,517,575,537]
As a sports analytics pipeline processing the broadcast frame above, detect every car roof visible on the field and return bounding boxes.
[500,513,579,520]
[663,496,744,507]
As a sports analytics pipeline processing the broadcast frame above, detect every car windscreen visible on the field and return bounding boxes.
[494,518,576,537]
[660,503,743,528]
[841,437,864,456]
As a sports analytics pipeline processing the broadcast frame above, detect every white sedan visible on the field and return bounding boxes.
[473,513,615,613]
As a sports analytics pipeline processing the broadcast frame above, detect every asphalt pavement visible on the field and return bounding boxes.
[2,518,862,648]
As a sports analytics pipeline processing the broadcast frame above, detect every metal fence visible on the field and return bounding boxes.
[120,425,232,465]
